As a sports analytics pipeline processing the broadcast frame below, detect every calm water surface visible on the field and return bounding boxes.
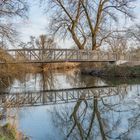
[0,70,140,140]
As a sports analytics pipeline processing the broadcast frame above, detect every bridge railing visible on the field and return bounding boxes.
[5,49,139,63]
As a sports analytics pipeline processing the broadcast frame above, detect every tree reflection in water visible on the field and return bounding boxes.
[0,70,140,140]
[50,86,140,140]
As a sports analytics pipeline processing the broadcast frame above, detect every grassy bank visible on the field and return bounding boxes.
[0,124,17,140]
[0,48,42,91]
[82,65,140,78]
[0,123,29,140]
[0,48,41,77]
[104,77,140,86]
[102,65,140,77]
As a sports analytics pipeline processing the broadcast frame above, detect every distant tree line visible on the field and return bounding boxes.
[18,35,57,49]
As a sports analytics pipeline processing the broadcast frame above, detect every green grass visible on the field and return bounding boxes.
[104,65,140,77]
[0,124,16,140]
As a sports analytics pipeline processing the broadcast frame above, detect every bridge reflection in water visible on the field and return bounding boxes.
[1,84,139,140]
[50,86,139,140]
[0,86,126,108]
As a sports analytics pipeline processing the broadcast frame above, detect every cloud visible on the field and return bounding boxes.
[16,0,49,42]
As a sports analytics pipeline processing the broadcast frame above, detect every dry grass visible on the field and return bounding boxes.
[0,123,29,140]
[43,62,80,71]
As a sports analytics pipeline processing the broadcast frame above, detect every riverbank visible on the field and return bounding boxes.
[0,123,29,140]
[43,62,80,71]
[81,65,140,78]
[0,123,17,140]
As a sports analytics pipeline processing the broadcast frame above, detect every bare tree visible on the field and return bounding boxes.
[42,0,87,49]
[106,33,128,54]
[36,35,56,49]
[80,0,135,50]
[0,24,17,48]
[127,24,140,43]
[0,0,28,48]
[35,34,57,60]
[43,0,136,50]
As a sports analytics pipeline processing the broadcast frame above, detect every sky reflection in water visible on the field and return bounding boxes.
[1,70,140,140]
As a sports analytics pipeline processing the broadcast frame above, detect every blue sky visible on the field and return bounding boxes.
[17,0,48,41]
[15,0,73,47]
[16,0,140,48]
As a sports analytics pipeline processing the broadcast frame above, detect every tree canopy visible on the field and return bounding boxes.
[42,0,136,50]
[0,0,28,48]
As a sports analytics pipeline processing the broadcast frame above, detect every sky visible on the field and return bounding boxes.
[16,0,140,48]
[16,1,49,41]
[15,0,74,48]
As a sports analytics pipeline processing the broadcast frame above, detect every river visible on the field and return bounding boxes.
[0,69,140,140]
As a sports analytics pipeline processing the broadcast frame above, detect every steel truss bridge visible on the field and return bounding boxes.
[3,48,140,63]
[0,86,126,107]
